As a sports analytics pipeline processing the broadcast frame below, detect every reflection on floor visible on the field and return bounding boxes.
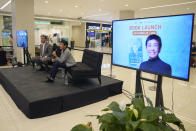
[74,47,112,54]
[0,48,196,131]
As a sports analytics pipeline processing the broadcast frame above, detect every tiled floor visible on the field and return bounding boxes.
[0,48,196,131]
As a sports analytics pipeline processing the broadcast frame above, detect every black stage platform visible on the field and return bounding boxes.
[0,66,123,119]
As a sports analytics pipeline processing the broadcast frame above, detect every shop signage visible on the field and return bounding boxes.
[88,26,100,30]
[86,23,111,31]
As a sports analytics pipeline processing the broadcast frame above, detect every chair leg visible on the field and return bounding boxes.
[98,77,101,85]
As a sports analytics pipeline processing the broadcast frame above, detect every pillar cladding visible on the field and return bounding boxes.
[0,16,3,46]
[11,0,35,63]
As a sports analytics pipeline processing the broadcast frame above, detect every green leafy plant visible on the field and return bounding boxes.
[71,95,185,131]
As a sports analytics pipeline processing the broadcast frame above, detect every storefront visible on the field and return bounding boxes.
[1,16,12,47]
[34,20,71,46]
[86,23,112,48]
[0,15,72,47]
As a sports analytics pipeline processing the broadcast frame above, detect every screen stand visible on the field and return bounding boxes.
[135,70,164,108]
[107,55,115,78]
[155,75,164,108]
[108,64,115,78]
[23,48,32,65]
[23,48,26,65]
[135,70,143,95]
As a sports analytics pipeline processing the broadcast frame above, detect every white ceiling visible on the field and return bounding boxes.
[0,0,196,22]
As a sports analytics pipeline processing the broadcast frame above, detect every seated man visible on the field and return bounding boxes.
[46,40,76,83]
[32,35,52,70]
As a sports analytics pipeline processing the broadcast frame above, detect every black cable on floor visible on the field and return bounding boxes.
[122,89,134,99]
[122,92,132,99]
[122,89,134,96]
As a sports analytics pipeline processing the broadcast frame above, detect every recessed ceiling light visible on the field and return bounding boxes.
[124,4,129,7]
[74,5,79,8]
[47,12,50,15]
[187,7,190,10]
[98,9,102,12]
[44,0,49,4]
[59,9,63,12]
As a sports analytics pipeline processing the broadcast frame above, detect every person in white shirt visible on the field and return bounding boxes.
[52,33,58,45]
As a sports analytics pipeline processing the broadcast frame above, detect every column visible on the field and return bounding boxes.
[71,22,86,48]
[0,16,3,46]
[11,0,35,63]
[80,22,86,47]
[193,26,196,42]
[119,10,135,20]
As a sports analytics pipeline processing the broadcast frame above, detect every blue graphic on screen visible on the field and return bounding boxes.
[112,14,194,80]
[16,30,28,48]
[129,38,143,67]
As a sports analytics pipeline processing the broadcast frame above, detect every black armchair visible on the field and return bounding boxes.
[67,49,103,84]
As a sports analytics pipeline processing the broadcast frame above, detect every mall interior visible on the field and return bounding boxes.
[0,0,196,131]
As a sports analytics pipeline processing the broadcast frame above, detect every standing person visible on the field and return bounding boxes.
[32,35,52,70]
[46,40,76,83]
[52,33,61,57]
[105,35,109,47]
[139,34,172,76]
[52,33,58,55]
[52,33,58,45]
[9,34,13,46]
[8,34,13,55]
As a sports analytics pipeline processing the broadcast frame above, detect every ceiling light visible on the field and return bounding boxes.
[0,0,11,10]
[187,7,190,10]
[44,0,49,4]
[74,5,79,8]
[98,9,102,12]
[59,9,63,12]
[140,1,196,10]
[124,4,129,7]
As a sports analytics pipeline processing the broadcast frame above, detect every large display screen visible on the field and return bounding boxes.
[112,14,194,81]
[16,30,28,48]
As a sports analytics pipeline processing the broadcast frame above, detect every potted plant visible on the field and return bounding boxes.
[71,95,185,131]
